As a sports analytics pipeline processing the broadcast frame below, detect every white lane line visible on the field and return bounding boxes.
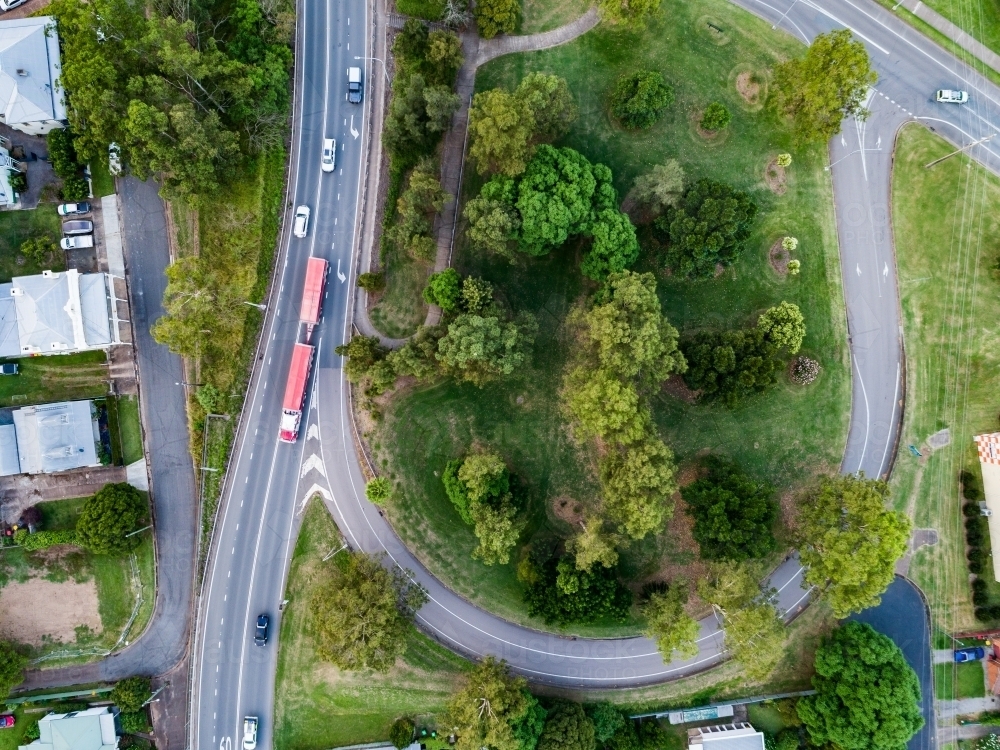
[798,0,890,53]
[850,349,871,474]
[876,361,902,477]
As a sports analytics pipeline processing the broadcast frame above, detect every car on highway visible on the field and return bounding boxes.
[936,89,968,104]
[293,206,310,238]
[242,717,258,750]
[61,235,95,251]
[955,646,986,662]
[347,66,363,103]
[254,614,268,646]
[0,364,19,376]
[322,138,336,172]
[62,220,94,236]
[57,202,91,216]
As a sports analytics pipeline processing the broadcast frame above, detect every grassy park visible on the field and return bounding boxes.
[375,0,849,633]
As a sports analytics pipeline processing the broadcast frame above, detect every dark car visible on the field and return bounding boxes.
[0,364,17,375]
[955,646,986,662]
[254,614,268,646]
[0,716,15,729]
[62,220,94,236]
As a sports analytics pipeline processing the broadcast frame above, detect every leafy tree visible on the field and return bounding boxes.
[797,622,923,750]
[423,268,463,312]
[538,702,595,750]
[437,312,537,386]
[443,451,522,563]
[776,153,793,167]
[772,30,877,144]
[469,88,535,176]
[384,74,460,161]
[786,259,801,275]
[632,160,685,214]
[462,277,494,314]
[598,0,661,28]
[588,703,626,745]
[516,72,578,140]
[600,436,677,539]
[471,497,526,565]
[76,483,147,555]
[390,159,450,261]
[459,450,511,503]
[336,335,388,382]
[568,518,619,572]
[757,302,806,354]
[514,695,548,750]
[310,551,427,672]
[443,458,473,523]
[521,545,633,625]
[20,236,59,266]
[465,178,522,260]
[475,0,519,38]
[681,326,780,408]
[393,19,430,72]
[9,171,27,194]
[609,71,674,129]
[699,102,731,131]
[798,474,911,617]
[390,717,415,749]
[582,209,640,281]
[387,325,445,380]
[0,641,27,700]
[426,30,464,87]
[366,477,392,505]
[563,367,650,445]
[654,179,759,278]
[111,677,152,714]
[62,175,91,202]
[447,657,530,750]
[682,456,777,561]
[357,272,386,292]
[641,582,699,660]
[47,128,80,179]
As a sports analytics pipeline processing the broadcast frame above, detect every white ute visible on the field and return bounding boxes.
[321,138,336,172]
[293,206,310,238]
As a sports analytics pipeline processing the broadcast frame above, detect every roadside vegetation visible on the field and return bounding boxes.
[890,124,1000,631]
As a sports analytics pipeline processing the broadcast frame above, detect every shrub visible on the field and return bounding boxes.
[196,383,223,414]
[47,128,79,179]
[973,578,988,594]
[390,717,415,749]
[119,711,151,734]
[977,606,992,622]
[111,677,152,713]
[962,469,984,501]
[22,718,41,742]
[970,548,987,565]
[971,560,984,574]
[357,272,386,292]
[781,236,799,251]
[365,477,392,505]
[474,0,518,38]
[786,259,801,275]
[990,604,1000,619]
[75,483,147,555]
[422,268,462,312]
[776,153,792,167]
[974,590,990,606]
[699,101,731,131]
[9,171,27,193]
[62,174,90,202]
[965,502,982,518]
[790,356,820,385]
[609,71,674,129]
[20,236,59,266]
[13,528,80,550]
[0,640,27,701]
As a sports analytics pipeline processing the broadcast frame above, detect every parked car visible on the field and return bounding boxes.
[61,236,95,251]
[242,717,258,750]
[62,220,94,236]
[347,66,363,104]
[57,202,91,216]
[292,206,310,238]
[254,614,268,646]
[108,142,122,176]
[954,646,986,662]
[0,0,28,12]
[936,89,968,104]
[321,138,336,173]
[0,364,19,376]
[0,716,15,729]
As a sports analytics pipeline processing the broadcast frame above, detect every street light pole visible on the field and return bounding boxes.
[354,55,390,84]
[243,301,266,311]
[924,134,994,169]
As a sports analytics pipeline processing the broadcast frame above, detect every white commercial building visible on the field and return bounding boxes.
[19,707,120,750]
[0,17,67,136]
[687,723,765,750]
[975,432,1000,581]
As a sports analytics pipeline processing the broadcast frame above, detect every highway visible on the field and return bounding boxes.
[188,0,1000,746]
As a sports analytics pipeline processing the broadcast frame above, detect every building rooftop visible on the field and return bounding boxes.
[0,17,66,128]
[688,723,765,750]
[976,432,1000,581]
[18,707,118,750]
[12,400,98,474]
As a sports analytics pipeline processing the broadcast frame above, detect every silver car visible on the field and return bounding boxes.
[62,220,94,236]
[61,235,95,251]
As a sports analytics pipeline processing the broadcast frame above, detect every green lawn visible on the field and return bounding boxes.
[0,351,108,407]
[273,499,469,750]
[0,206,65,282]
[396,0,445,20]
[88,160,115,199]
[113,395,144,465]
[377,0,848,634]
[914,0,1000,58]
[890,124,1000,631]
[520,0,591,33]
[935,661,986,701]
[368,248,430,338]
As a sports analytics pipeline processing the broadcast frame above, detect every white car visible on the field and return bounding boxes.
[242,717,258,750]
[108,142,122,176]
[57,202,91,216]
[61,235,95,250]
[321,138,336,172]
[293,206,310,238]
[0,0,28,12]
[936,89,968,104]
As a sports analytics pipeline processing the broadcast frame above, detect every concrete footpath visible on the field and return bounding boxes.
[896,0,1000,73]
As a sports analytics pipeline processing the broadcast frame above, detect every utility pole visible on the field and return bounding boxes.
[925,134,994,169]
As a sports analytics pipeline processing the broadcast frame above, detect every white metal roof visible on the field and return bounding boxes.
[13,399,98,474]
[0,17,66,128]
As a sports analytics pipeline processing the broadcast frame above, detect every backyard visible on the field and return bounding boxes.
[0,351,109,408]
[890,124,1000,631]
[0,206,65,282]
[374,0,848,633]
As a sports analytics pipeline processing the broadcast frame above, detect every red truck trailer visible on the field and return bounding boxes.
[279,343,315,442]
[300,257,328,342]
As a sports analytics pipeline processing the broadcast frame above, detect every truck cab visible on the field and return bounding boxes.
[347,67,363,104]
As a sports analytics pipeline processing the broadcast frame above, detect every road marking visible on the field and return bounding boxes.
[307,423,320,441]
[883,262,888,278]
[799,0,889,53]
[856,263,861,276]
[337,259,346,283]
[338,193,340,200]
[301,453,327,478]
[350,116,359,139]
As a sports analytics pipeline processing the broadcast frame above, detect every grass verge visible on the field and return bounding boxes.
[0,207,65,282]
[396,0,446,20]
[934,660,986,701]
[0,351,108,407]
[519,0,590,33]
[890,124,1000,632]
[273,499,469,750]
[377,0,848,633]
[89,160,116,199]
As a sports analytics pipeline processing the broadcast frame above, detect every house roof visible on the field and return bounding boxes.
[0,17,66,127]
[688,724,766,750]
[13,400,98,474]
[20,707,118,750]
[0,423,20,476]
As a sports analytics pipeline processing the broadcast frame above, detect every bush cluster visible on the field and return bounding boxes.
[13,528,80,551]
[790,356,820,385]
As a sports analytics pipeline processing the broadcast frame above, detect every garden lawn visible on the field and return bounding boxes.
[273,500,469,750]
[88,160,115,199]
[0,206,65,282]
[519,0,590,33]
[396,0,445,20]
[377,0,848,633]
[116,395,144,465]
[935,661,986,701]
[890,124,1000,632]
[0,351,108,407]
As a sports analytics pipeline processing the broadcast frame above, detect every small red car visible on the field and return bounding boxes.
[0,716,15,729]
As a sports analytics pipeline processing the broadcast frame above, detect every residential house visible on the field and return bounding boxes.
[18,707,120,750]
[687,723,766,750]
[0,17,67,136]
[975,432,1000,581]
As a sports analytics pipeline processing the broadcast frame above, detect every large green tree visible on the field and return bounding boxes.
[76,483,147,555]
[582,209,640,281]
[0,640,26,701]
[310,551,427,672]
[521,545,633,625]
[798,474,911,617]
[475,0,519,38]
[111,677,152,714]
[469,89,536,177]
[568,519,619,573]
[447,658,532,750]
[437,312,537,386]
[773,30,878,144]
[464,176,522,260]
[563,367,650,445]
[632,160,685,214]
[537,702,595,750]
[516,73,578,141]
[600,436,678,540]
[641,582,699,660]
[609,71,674,129]
[797,622,923,750]
[598,0,661,27]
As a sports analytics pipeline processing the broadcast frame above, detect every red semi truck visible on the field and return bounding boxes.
[279,343,314,442]
[300,257,328,342]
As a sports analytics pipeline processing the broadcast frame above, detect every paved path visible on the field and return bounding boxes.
[896,0,1000,73]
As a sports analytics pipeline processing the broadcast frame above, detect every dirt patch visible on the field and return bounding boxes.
[662,375,698,404]
[552,496,585,528]
[769,239,790,276]
[764,158,787,195]
[0,577,102,646]
[650,494,712,620]
[736,72,761,106]
[620,189,658,226]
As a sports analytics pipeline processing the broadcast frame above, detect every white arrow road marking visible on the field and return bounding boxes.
[876,135,882,148]
[841,135,847,147]
[301,453,327,478]
[856,264,862,276]
[883,262,889,278]
[299,483,331,513]
[307,423,320,441]
[337,258,347,283]
[350,115,359,139]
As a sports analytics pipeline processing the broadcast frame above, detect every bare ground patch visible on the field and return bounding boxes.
[764,157,787,194]
[551,496,585,528]
[0,577,102,645]
[620,189,658,226]
[769,239,790,276]
[736,72,760,105]
[662,375,698,404]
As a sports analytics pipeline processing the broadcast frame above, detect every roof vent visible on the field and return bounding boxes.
[42,270,56,278]
[16,69,26,77]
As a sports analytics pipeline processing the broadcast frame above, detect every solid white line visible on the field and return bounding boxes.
[851,349,871,474]
[799,0,890,53]
[877,361,902,477]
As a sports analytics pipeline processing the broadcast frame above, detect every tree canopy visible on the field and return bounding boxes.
[598,0,661,28]
[310,551,427,672]
[798,474,911,617]
[632,160,685,214]
[797,622,923,750]
[475,0,519,38]
[0,640,26,701]
[436,312,537,386]
[654,179,758,278]
[641,582,699,660]
[390,717,416,750]
[568,519,620,573]
[609,71,674,129]
[537,702,595,750]
[389,158,450,261]
[773,30,878,144]
[682,456,777,561]
[600,436,678,539]
[447,657,533,750]
[76,483,147,555]
[521,544,633,625]
[111,677,152,714]
[423,268,463,312]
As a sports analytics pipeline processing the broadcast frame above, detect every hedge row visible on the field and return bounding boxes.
[963,470,998,622]
[12,528,80,551]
